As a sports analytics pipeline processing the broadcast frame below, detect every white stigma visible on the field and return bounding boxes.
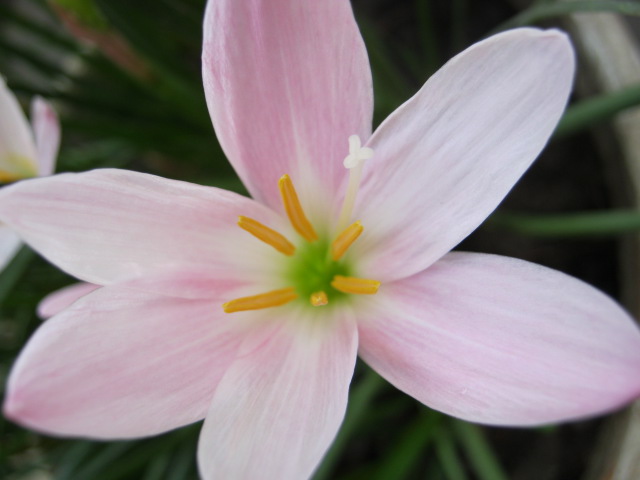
[337,135,373,231]
[343,134,374,169]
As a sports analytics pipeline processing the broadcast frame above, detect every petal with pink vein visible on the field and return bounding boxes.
[0,169,288,285]
[4,273,246,438]
[198,309,358,480]
[37,282,100,319]
[358,251,640,426]
[353,28,575,281]
[202,0,373,218]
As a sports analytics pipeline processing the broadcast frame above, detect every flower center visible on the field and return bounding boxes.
[222,136,379,313]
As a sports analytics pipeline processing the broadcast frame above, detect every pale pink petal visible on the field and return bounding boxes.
[202,0,373,219]
[0,169,289,285]
[37,282,100,319]
[198,309,358,480]
[353,29,575,281]
[31,97,61,177]
[0,224,22,272]
[0,77,37,178]
[358,252,640,426]
[36,266,246,321]
[4,273,248,439]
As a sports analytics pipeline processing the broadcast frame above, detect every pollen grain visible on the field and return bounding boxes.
[310,291,329,307]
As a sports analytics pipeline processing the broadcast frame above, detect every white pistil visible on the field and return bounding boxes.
[337,135,373,232]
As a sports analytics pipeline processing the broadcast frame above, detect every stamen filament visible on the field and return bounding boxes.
[331,221,363,260]
[237,216,295,256]
[223,287,298,313]
[336,164,362,232]
[278,174,318,242]
[310,291,329,307]
[331,275,381,295]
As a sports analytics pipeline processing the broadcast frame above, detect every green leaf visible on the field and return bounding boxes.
[435,427,469,480]
[373,409,442,480]
[50,0,109,30]
[555,83,640,138]
[313,366,386,480]
[452,421,508,480]
[0,247,35,307]
[495,1,640,32]
[490,210,640,237]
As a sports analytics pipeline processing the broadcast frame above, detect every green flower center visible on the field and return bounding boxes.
[286,238,352,306]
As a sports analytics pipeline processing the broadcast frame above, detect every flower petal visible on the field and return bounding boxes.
[202,0,373,218]
[0,224,22,272]
[31,97,61,177]
[0,169,287,285]
[37,282,100,319]
[4,274,246,438]
[358,252,640,425]
[198,308,358,480]
[0,77,37,179]
[354,29,575,281]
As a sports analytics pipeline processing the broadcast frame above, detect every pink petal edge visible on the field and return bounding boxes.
[0,169,288,285]
[358,251,640,426]
[31,96,61,177]
[353,28,575,281]
[202,0,373,222]
[4,273,248,438]
[0,224,22,273]
[37,282,100,319]
[198,307,358,480]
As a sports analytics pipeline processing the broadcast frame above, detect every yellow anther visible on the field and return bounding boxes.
[310,291,329,307]
[223,287,298,313]
[237,216,296,256]
[331,221,363,260]
[278,174,318,242]
[331,275,381,295]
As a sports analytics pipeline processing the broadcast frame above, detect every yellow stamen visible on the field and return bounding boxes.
[237,216,295,256]
[223,287,298,313]
[331,275,381,295]
[278,174,318,242]
[331,221,363,260]
[310,291,329,307]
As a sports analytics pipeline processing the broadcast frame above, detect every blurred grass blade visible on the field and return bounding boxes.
[452,421,508,480]
[555,83,640,138]
[373,409,442,480]
[313,367,386,480]
[65,442,135,480]
[0,3,79,52]
[434,427,469,480]
[491,210,640,237]
[0,247,35,306]
[415,0,440,75]
[495,1,640,32]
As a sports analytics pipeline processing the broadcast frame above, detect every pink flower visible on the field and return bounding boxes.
[3,1,640,479]
[0,77,60,271]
